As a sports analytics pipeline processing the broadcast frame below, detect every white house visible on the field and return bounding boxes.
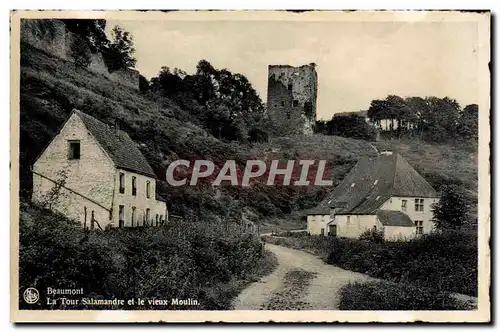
[307,151,439,241]
[32,109,168,230]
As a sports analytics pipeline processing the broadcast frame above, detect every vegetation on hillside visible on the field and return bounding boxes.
[432,185,473,229]
[19,201,277,310]
[148,60,269,142]
[315,114,377,141]
[20,20,478,227]
[19,43,369,224]
[61,19,137,72]
[368,95,478,143]
[263,232,477,296]
[316,95,478,146]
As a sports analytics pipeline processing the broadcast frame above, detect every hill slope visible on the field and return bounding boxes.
[19,44,478,226]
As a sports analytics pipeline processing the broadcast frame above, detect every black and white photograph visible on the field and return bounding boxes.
[9,10,490,323]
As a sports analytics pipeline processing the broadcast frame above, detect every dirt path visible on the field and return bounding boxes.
[232,243,373,310]
[233,242,478,310]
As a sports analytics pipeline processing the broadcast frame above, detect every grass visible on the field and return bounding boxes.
[263,232,477,296]
[205,250,278,310]
[261,269,316,310]
[339,281,475,310]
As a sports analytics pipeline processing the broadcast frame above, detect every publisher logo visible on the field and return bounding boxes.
[23,288,39,304]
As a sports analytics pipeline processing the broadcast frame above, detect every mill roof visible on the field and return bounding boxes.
[74,109,157,178]
[309,152,437,215]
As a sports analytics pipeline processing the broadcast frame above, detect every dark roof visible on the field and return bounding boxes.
[309,152,437,215]
[376,210,415,227]
[74,110,157,178]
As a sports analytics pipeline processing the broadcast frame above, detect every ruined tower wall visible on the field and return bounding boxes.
[266,64,318,136]
[20,19,139,91]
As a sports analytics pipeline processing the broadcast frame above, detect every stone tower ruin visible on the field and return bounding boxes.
[267,63,318,136]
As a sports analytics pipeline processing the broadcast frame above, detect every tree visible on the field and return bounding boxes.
[149,59,266,142]
[69,35,92,68]
[325,114,377,140]
[62,19,109,53]
[138,75,149,92]
[314,120,327,134]
[405,96,428,138]
[457,104,478,141]
[103,25,137,72]
[432,185,470,230]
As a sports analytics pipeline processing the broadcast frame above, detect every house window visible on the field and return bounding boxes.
[68,140,80,160]
[320,228,325,236]
[146,208,150,225]
[293,100,299,107]
[119,205,124,228]
[146,181,150,199]
[84,206,87,229]
[288,83,293,91]
[401,199,407,211]
[281,101,286,107]
[119,173,125,194]
[155,214,159,226]
[415,198,424,212]
[90,211,95,230]
[347,216,351,224]
[415,220,424,235]
[131,206,136,227]
[132,176,137,196]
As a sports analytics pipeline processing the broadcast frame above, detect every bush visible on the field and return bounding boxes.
[339,281,474,310]
[19,202,274,310]
[267,232,477,296]
[358,228,385,243]
[69,36,91,68]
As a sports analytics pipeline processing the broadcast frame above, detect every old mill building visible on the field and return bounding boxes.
[32,109,168,230]
[307,151,439,241]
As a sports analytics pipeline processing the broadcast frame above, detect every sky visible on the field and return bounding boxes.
[107,18,480,120]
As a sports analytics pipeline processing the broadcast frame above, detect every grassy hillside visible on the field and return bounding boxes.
[19,43,478,226]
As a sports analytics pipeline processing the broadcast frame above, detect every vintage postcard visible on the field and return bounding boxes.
[10,10,490,323]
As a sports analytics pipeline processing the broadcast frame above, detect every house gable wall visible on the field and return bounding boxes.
[32,113,116,227]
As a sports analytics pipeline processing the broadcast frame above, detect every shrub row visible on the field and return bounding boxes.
[263,231,477,296]
[19,202,275,310]
[338,281,474,310]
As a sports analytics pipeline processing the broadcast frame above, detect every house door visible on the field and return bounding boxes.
[328,225,337,237]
